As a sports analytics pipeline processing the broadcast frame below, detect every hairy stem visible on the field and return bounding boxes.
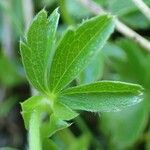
[29,111,41,150]
[79,0,150,52]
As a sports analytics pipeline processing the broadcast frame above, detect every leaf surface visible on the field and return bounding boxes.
[20,9,59,93]
[21,95,52,128]
[59,81,143,112]
[41,114,71,138]
[53,102,78,120]
[49,14,115,92]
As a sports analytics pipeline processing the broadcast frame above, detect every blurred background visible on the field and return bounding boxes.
[0,0,150,149]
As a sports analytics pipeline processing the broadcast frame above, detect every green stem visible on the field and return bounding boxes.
[29,111,41,150]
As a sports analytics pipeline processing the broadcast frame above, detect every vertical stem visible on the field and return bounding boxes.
[22,2,42,149]
[29,111,41,150]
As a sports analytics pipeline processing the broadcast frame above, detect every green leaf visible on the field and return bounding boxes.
[41,114,71,137]
[20,8,60,93]
[40,102,78,137]
[49,114,70,136]
[53,102,79,120]
[21,95,51,112]
[58,81,143,112]
[21,95,52,128]
[62,81,143,94]
[49,14,115,92]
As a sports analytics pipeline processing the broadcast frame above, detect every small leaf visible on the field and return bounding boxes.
[58,81,143,112]
[21,95,52,128]
[62,81,143,94]
[20,8,59,93]
[53,102,78,120]
[49,14,115,92]
[41,114,71,137]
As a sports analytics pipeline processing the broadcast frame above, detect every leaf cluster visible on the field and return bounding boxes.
[20,8,144,145]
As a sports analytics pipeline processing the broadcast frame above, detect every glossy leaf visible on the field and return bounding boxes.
[49,14,115,92]
[20,8,59,93]
[59,81,143,112]
[62,81,143,94]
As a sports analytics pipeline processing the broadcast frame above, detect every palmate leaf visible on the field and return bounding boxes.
[49,14,115,93]
[58,81,143,112]
[19,8,145,143]
[20,8,59,93]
